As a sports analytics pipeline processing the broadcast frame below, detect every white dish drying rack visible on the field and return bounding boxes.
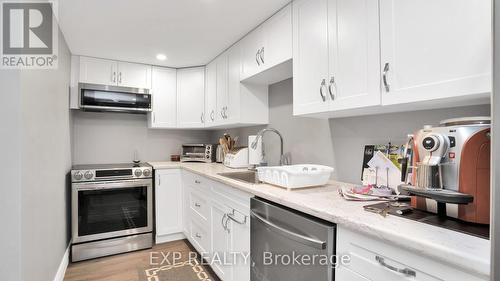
[256,165,334,190]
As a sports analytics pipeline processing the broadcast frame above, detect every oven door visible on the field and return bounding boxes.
[72,178,153,244]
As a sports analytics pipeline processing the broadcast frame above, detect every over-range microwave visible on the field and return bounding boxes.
[78,83,152,114]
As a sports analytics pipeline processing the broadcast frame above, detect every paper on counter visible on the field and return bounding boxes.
[367,151,403,193]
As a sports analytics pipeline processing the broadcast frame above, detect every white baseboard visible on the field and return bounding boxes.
[53,245,70,281]
[155,233,185,244]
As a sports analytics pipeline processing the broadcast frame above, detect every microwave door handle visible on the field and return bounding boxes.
[251,211,327,250]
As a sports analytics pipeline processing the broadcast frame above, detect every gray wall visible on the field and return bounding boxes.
[212,78,491,184]
[19,30,73,281]
[72,111,211,164]
[0,69,22,281]
[0,28,73,281]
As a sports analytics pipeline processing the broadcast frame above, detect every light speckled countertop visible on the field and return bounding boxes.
[148,161,491,278]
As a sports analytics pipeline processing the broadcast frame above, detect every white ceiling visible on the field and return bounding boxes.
[58,0,290,68]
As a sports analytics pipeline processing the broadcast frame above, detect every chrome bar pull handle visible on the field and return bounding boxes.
[256,50,261,66]
[112,71,116,83]
[319,79,327,102]
[383,63,390,92]
[259,47,265,64]
[375,256,416,277]
[118,72,122,84]
[210,110,215,121]
[328,76,336,101]
[227,211,247,225]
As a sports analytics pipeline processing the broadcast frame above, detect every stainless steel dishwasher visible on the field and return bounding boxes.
[250,197,336,281]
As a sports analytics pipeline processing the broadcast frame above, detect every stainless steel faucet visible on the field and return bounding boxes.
[251,128,289,166]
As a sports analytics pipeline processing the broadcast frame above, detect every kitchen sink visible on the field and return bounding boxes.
[218,171,260,184]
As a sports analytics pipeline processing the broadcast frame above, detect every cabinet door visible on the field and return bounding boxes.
[149,67,177,128]
[210,201,232,280]
[205,61,217,126]
[379,0,491,105]
[79,56,117,86]
[226,44,242,123]
[292,0,331,115]
[227,210,250,281]
[262,4,292,69]
[117,61,152,89]
[328,0,381,111]
[240,26,265,80]
[155,169,182,237]
[216,53,229,124]
[177,67,205,128]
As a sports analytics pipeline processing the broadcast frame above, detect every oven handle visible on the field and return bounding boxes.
[251,211,327,250]
[74,179,152,191]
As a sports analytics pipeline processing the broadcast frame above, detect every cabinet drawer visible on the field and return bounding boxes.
[183,171,211,189]
[345,244,439,281]
[190,190,209,222]
[337,226,487,281]
[190,218,209,254]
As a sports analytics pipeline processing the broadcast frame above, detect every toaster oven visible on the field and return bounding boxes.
[181,144,216,163]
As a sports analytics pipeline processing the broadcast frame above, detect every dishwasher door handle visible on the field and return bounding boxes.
[251,211,327,250]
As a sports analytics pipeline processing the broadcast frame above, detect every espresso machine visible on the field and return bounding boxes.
[399,117,491,224]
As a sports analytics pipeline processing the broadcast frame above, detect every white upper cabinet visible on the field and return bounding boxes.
[293,0,490,118]
[293,0,331,115]
[226,45,242,124]
[328,0,381,111]
[78,56,151,89]
[216,53,229,124]
[240,4,292,84]
[79,56,117,86]
[148,67,177,128]
[240,26,264,81]
[204,42,269,129]
[293,0,381,116]
[177,67,205,128]
[116,61,152,89]
[205,60,217,126]
[379,0,491,106]
[263,4,293,69]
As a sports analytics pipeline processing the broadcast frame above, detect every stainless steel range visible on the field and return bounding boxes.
[71,163,153,262]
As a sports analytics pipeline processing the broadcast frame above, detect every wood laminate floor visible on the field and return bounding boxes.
[64,239,218,281]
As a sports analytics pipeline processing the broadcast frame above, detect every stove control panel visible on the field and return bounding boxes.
[71,165,152,182]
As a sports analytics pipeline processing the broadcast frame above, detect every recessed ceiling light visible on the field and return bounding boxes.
[156,54,167,61]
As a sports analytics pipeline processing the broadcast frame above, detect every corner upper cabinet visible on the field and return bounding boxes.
[379,0,491,106]
[177,67,206,128]
[240,4,292,84]
[148,67,177,128]
[78,56,151,89]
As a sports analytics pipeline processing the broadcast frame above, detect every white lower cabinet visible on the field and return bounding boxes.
[337,226,488,281]
[155,169,183,243]
[180,170,251,281]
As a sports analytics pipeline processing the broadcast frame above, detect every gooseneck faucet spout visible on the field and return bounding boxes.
[251,128,288,166]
